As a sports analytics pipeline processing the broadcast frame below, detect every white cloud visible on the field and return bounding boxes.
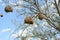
[11,24,38,38]
[0,28,11,33]
[11,29,28,38]
[11,30,23,38]
[18,30,23,36]
[11,34,18,38]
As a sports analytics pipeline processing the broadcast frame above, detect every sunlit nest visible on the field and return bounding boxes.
[38,13,44,20]
[24,16,34,24]
[5,5,13,12]
[0,14,3,17]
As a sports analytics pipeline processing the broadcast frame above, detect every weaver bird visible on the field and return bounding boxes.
[24,16,34,24]
[38,13,44,20]
[5,5,13,12]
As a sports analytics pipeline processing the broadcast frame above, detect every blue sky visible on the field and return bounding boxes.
[0,0,23,40]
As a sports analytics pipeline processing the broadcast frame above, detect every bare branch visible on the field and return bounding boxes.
[54,0,60,16]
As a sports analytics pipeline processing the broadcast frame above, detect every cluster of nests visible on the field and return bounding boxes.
[24,13,44,24]
[0,5,13,17]
[0,5,44,24]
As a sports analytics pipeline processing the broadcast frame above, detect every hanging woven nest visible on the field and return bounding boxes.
[38,13,44,20]
[0,14,3,17]
[24,16,34,24]
[5,5,13,12]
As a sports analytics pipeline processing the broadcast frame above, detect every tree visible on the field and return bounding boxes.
[7,0,60,40]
